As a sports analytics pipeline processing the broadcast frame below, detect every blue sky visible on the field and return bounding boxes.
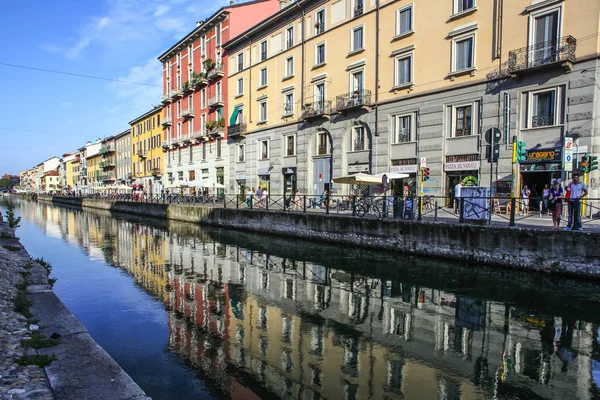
[0,0,229,175]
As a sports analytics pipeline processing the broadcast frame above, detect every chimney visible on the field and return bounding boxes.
[230,0,234,5]
[196,21,202,27]
[279,0,292,9]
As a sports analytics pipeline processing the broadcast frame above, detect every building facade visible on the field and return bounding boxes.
[99,136,117,187]
[129,107,163,193]
[224,0,600,203]
[115,129,132,185]
[158,0,280,195]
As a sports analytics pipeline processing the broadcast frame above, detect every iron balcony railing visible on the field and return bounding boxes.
[151,168,162,176]
[207,64,224,80]
[192,74,207,88]
[182,107,195,118]
[208,94,225,108]
[99,144,115,154]
[532,113,555,128]
[160,94,171,104]
[286,39,293,49]
[99,160,116,168]
[508,36,576,73]
[162,140,169,148]
[228,122,247,138]
[161,116,173,127]
[335,89,372,111]
[191,129,205,141]
[301,100,333,119]
[354,4,363,17]
[170,89,183,99]
[317,144,328,155]
[353,139,366,151]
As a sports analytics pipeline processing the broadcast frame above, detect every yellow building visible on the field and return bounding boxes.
[129,106,164,194]
[87,153,102,191]
[224,0,600,200]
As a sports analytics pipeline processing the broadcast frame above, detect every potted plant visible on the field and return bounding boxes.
[218,118,225,128]
[206,121,217,131]
[203,58,215,71]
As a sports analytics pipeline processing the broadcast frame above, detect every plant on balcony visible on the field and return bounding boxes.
[218,118,225,128]
[182,81,190,91]
[203,59,215,71]
[206,120,217,131]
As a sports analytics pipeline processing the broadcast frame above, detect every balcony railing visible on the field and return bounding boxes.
[168,136,180,146]
[99,160,116,168]
[161,116,173,127]
[192,74,208,88]
[191,129,206,141]
[286,39,294,49]
[532,113,555,128]
[179,132,191,143]
[170,89,183,99]
[151,168,162,177]
[228,122,247,138]
[207,64,224,80]
[354,4,363,17]
[181,82,193,94]
[317,144,328,155]
[336,89,372,112]
[162,140,169,148]
[182,107,195,119]
[99,144,115,154]
[137,149,147,158]
[301,100,333,120]
[208,94,225,108]
[161,94,172,104]
[508,36,576,74]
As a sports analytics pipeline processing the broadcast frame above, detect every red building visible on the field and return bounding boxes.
[158,0,280,192]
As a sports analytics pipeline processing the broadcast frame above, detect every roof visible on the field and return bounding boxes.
[113,128,131,140]
[128,106,163,125]
[44,170,59,177]
[157,0,272,62]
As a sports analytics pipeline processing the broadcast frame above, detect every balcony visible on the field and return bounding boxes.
[206,120,225,138]
[228,122,247,138]
[178,132,191,145]
[162,140,169,149]
[317,144,329,155]
[99,173,115,182]
[169,136,180,147]
[182,107,195,119]
[301,100,333,120]
[191,129,206,142]
[161,94,172,104]
[170,89,183,99]
[161,116,173,127]
[151,168,162,177]
[137,149,147,158]
[99,144,115,154]
[181,82,193,94]
[207,63,224,80]
[99,160,116,168]
[507,36,576,76]
[208,93,225,108]
[192,73,208,89]
[354,4,363,17]
[336,89,372,113]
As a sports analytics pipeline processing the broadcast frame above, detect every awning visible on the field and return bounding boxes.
[373,172,410,180]
[332,173,382,185]
[229,107,240,126]
[201,179,225,188]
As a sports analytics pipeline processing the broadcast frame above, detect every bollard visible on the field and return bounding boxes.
[509,198,516,226]
[434,201,438,221]
[417,197,422,221]
[303,195,307,213]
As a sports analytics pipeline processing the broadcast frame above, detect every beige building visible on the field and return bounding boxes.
[129,107,164,193]
[224,0,600,205]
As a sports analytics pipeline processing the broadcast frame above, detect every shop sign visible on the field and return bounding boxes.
[462,176,479,187]
[525,147,561,163]
[348,164,369,173]
[282,167,297,175]
[235,171,246,180]
[391,164,417,174]
[444,161,480,171]
[257,168,271,176]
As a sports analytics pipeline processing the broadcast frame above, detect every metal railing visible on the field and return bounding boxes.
[161,116,173,127]
[160,94,171,103]
[317,144,328,155]
[301,100,333,119]
[170,89,183,99]
[336,90,372,111]
[182,107,195,118]
[99,144,115,154]
[207,64,224,80]
[208,94,224,107]
[192,74,207,88]
[532,114,554,128]
[354,4,363,17]
[228,123,247,138]
[508,36,576,73]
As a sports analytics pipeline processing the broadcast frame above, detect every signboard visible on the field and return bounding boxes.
[235,171,246,180]
[485,127,502,145]
[564,138,573,172]
[461,187,490,222]
[257,168,271,176]
[348,164,369,173]
[445,161,480,171]
[420,157,427,168]
[390,164,418,174]
[282,167,297,175]
[496,181,511,196]
[524,147,561,163]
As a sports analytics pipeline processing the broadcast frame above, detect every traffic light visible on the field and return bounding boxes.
[590,155,598,172]
[516,141,527,162]
[422,168,430,182]
[581,154,589,172]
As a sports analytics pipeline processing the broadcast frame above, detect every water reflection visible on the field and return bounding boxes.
[6,198,600,400]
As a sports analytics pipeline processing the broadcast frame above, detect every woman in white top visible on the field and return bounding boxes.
[521,184,531,215]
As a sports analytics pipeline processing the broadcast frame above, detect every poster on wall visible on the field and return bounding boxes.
[460,187,490,222]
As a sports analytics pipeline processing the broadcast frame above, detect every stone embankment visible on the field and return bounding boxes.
[38,196,600,279]
[0,216,150,400]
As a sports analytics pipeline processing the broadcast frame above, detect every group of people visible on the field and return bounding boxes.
[541,173,588,231]
[245,186,270,208]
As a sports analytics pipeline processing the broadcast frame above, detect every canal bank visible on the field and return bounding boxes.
[0,216,150,400]
[38,196,600,279]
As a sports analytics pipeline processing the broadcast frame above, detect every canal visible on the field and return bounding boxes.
[2,197,600,400]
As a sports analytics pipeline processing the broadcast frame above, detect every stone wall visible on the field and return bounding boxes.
[40,196,600,279]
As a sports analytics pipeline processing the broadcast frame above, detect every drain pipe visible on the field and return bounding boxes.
[243,33,253,124]
[374,0,380,174]
[294,1,306,107]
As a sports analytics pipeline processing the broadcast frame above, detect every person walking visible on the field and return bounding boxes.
[564,173,588,231]
[542,184,550,215]
[292,189,300,211]
[548,181,563,230]
[262,187,269,208]
[256,186,263,208]
[246,187,253,208]
[454,181,463,214]
[521,184,531,215]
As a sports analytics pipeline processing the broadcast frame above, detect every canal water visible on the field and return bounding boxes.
[2,198,600,400]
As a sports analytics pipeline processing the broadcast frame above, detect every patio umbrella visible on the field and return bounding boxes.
[332,173,383,185]
[201,179,225,188]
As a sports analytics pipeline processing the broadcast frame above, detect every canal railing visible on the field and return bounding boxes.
[42,193,600,230]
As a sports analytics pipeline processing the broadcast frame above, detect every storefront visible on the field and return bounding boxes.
[216,167,224,197]
[445,157,480,205]
[282,167,297,196]
[257,168,271,192]
[390,163,417,198]
[235,171,246,196]
[347,164,370,196]
[520,147,562,204]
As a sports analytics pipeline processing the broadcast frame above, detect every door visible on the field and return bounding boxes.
[313,158,331,199]
[351,71,364,106]
[533,12,559,66]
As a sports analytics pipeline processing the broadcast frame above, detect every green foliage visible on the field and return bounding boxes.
[6,204,21,229]
[22,333,59,349]
[0,178,12,188]
[16,354,57,368]
[2,244,21,252]
[14,290,33,318]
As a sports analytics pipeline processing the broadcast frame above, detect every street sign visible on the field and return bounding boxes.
[564,137,573,171]
[485,128,502,145]
[420,157,426,168]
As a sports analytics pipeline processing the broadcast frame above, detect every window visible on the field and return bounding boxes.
[259,101,268,122]
[531,90,556,127]
[201,114,206,132]
[317,132,329,155]
[453,35,474,72]
[237,78,244,96]
[216,139,222,159]
[216,23,222,47]
[316,42,326,65]
[283,92,294,116]
[354,0,364,17]
[396,5,413,36]
[394,54,412,86]
[530,10,560,68]
[201,36,206,56]
[286,27,294,49]
[201,89,206,109]
[189,170,195,181]
[189,146,193,162]
[202,142,207,160]
[188,95,193,111]
[286,135,295,156]
[454,105,472,136]
[237,53,244,72]
[351,26,364,52]
[178,148,182,163]
[260,41,267,61]
[315,9,325,35]
[352,127,366,151]
[455,0,475,14]
[392,114,413,143]
[177,101,181,118]
[351,70,364,93]
[285,56,294,77]
[315,82,326,107]
[238,144,245,162]
[260,140,269,159]
[260,68,267,87]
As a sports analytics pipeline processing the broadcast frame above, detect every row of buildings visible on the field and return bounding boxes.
[21,0,600,200]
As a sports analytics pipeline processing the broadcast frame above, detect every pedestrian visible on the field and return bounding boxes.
[292,189,300,211]
[256,186,263,208]
[521,184,531,215]
[454,181,463,214]
[262,187,269,207]
[246,187,253,208]
[564,173,588,231]
[320,189,329,208]
[548,181,563,230]
[542,184,550,215]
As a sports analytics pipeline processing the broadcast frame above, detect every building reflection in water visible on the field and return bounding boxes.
[10,199,600,400]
